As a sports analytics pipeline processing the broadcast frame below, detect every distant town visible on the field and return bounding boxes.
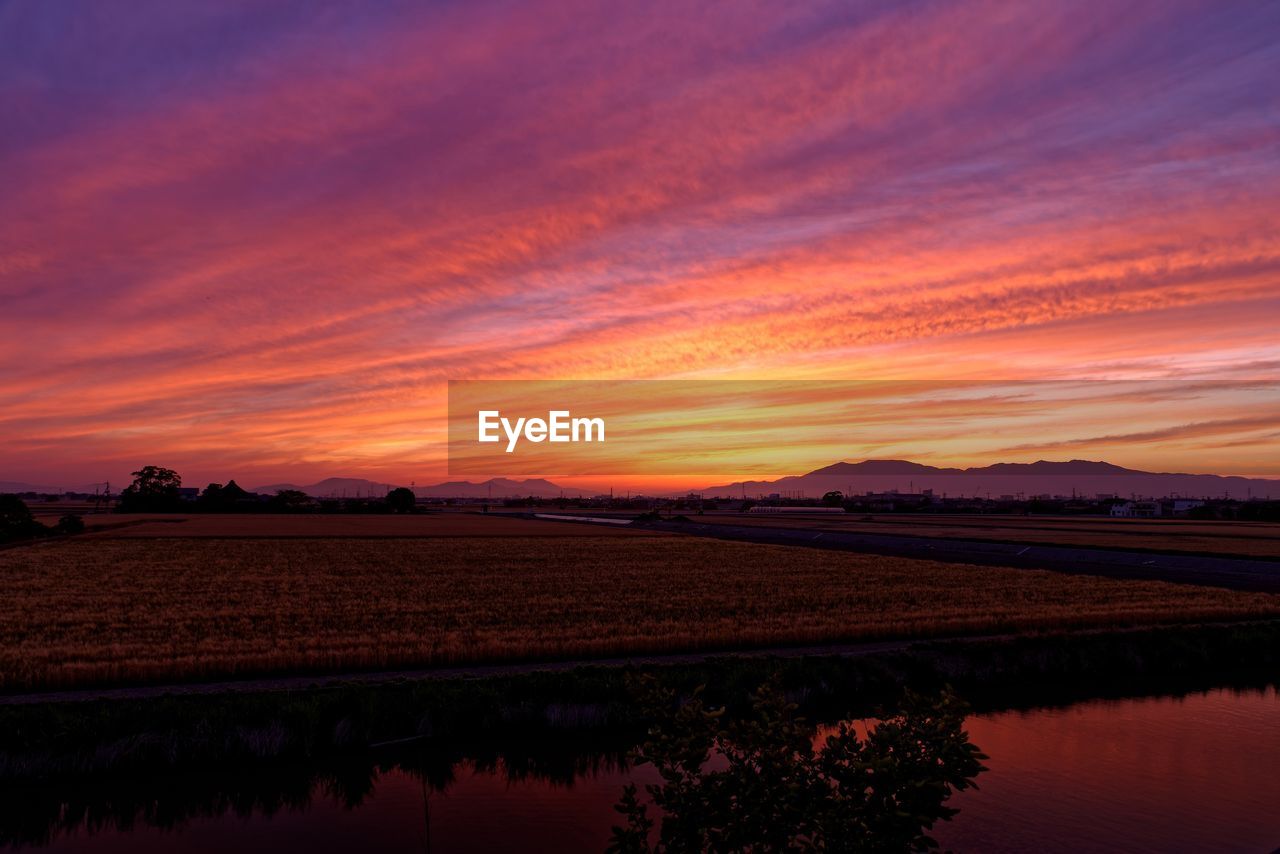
[5,473,1279,523]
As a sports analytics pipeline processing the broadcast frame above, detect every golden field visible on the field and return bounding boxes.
[2,534,1278,692]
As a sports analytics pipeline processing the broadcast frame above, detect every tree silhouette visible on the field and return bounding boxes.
[270,489,313,512]
[199,483,225,503]
[610,676,986,853]
[0,495,45,541]
[386,487,416,513]
[119,466,182,512]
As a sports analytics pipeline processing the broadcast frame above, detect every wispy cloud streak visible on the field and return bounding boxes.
[1,0,1278,484]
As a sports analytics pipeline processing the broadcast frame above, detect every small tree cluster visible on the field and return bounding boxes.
[0,495,85,543]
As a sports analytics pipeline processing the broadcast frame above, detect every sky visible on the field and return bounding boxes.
[1,0,1279,489]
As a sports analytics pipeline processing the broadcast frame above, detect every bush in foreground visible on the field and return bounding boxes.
[610,676,986,853]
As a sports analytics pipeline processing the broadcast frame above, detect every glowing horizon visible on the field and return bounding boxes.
[2,1,1279,489]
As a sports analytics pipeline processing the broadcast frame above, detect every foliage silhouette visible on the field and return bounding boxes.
[197,482,225,504]
[0,494,47,542]
[610,675,986,853]
[0,496,89,542]
[54,514,85,534]
[269,489,313,512]
[118,466,182,512]
[386,487,416,513]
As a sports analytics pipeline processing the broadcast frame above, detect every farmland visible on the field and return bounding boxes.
[2,531,1278,692]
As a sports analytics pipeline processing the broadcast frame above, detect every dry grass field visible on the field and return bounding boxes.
[697,513,1280,558]
[2,534,1278,692]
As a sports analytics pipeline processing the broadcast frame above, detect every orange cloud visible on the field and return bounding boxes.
[1,0,1278,486]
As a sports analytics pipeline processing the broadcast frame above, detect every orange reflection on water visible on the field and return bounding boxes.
[32,688,1280,853]
[937,687,1280,853]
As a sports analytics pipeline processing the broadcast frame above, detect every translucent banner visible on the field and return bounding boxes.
[446,379,1280,482]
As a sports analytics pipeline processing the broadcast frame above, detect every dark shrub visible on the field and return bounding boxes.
[0,495,48,542]
[55,514,86,534]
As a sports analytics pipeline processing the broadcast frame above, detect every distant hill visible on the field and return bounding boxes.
[0,480,109,495]
[415,478,584,498]
[702,459,1280,500]
[250,477,403,497]
[806,460,962,476]
[1,480,68,494]
[249,476,581,498]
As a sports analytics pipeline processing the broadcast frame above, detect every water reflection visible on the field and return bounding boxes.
[8,688,1279,853]
[937,686,1280,854]
[2,737,636,852]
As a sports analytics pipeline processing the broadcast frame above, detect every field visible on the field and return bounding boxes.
[3,531,1278,692]
[693,512,1280,558]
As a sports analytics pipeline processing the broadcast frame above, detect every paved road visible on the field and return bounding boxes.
[637,518,1280,593]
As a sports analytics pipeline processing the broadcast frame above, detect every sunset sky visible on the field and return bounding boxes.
[2,0,1279,489]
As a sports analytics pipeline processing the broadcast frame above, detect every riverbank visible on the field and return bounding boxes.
[3,619,1276,784]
